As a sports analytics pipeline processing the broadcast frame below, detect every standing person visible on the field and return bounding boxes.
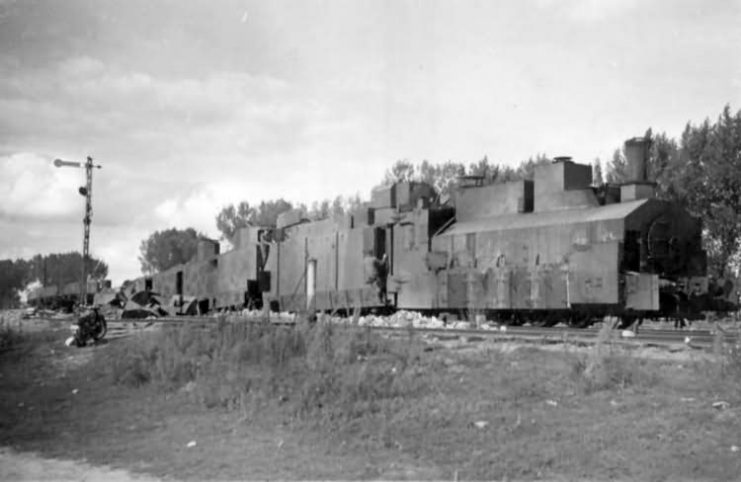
[373,253,389,304]
[364,251,388,304]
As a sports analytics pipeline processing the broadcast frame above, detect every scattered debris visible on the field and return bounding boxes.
[450,321,471,330]
[121,291,170,319]
[181,381,197,393]
[170,295,199,316]
[472,420,489,429]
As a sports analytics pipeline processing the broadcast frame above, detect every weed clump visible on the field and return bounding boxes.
[101,318,424,419]
[0,312,23,352]
[711,327,741,384]
[570,323,655,393]
[0,326,22,352]
[298,323,422,419]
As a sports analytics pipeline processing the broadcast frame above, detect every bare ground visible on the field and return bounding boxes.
[0,446,160,481]
[0,324,441,480]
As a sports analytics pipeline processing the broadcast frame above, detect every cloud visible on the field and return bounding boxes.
[0,56,358,182]
[0,55,390,283]
[0,152,84,221]
[2,56,284,136]
[91,225,151,283]
[2,1,738,287]
[535,0,640,21]
[152,184,237,237]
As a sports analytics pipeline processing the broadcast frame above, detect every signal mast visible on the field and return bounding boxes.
[54,156,102,307]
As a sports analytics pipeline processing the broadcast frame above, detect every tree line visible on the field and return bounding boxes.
[0,253,108,309]
[138,105,741,278]
[4,105,735,304]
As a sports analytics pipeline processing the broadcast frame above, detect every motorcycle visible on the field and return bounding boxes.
[65,306,107,347]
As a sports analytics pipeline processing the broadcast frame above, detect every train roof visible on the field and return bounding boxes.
[439,198,650,236]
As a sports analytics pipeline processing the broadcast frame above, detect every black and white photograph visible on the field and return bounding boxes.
[1,0,740,480]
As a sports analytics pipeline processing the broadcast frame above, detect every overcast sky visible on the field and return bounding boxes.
[1,0,739,285]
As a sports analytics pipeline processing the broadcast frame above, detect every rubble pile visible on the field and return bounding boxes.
[229,308,499,331]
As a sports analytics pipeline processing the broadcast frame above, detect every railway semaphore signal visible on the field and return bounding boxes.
[54,156,102,308]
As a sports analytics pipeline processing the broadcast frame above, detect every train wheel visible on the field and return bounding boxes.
[567,313,591,328]
[509,313,524,326]
[617,315,636,330]
[531,312,560,328]
[531,317,548,327]
[543,312,561,328]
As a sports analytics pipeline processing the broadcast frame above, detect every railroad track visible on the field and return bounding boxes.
[104,316,740,349]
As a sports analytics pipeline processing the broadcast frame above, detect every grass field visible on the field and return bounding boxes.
[2,316,741,480]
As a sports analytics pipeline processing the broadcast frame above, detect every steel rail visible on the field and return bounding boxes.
[105,316,738,349]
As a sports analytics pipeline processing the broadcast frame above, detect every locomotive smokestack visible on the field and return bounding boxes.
[620,135,656,202]
[624,136,651,182]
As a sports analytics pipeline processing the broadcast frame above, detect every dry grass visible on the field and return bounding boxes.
[98,318,426,423]
[0,311,23,352]
[706,327,741,400]
[2,316,741,480]
[0,325,22,352]
[569,322,659,393]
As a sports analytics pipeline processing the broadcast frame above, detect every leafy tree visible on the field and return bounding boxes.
[0,259,26,308]
[298,195,355,221]
[678,106,741,277]
[330,195,345,218]
[0,252,109,307]
[138,228,202,274]
[466,156,522,185]
[515,154,550,180]
[382,160,416,184]
[253,199,293,227]
[467,156,495,181]
[647,132,680,200]
[417,160,465,201]
[26,252,108,288]
[606,148,628,183]
[385,153,556,207]
[377,154,556,205]
[308,199,331,220]
[216,202,256,242]
[216,199,294,241]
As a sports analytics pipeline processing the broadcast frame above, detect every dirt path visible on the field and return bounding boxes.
[0,447,161,481]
